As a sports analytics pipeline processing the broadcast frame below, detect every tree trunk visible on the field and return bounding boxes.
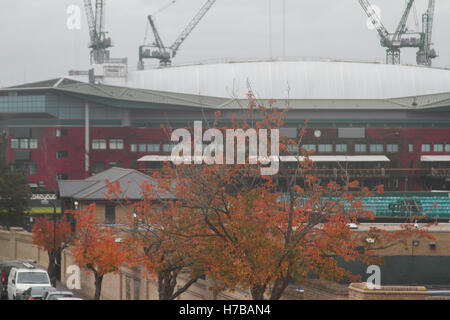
[158,271,177,300]
[250,284,267,300]
[269,277,290,300]
[93,273,103,300]
[47,250,57,287]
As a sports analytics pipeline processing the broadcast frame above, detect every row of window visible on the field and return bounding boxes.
[92,139,124,150]
[421,144,450,153]
[10,138,38,150]
[298,143,399,153]
[130,143,173,153]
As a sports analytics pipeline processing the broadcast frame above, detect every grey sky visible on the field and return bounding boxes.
[1,0,449,87]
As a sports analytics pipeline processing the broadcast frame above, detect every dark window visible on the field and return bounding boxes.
[56,151,68,159]
[92,162,106,174]
[56,129,68,137]
[105,205,116,225]
[109,162,123,168]
[13,128,31,138]
[14,150,31,161]
[57,173,68,180]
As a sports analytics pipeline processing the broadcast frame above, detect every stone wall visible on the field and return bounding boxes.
[348,283,428,300]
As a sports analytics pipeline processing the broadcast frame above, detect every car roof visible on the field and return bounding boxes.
[55,297,82,300]
[13,268,47,273]
[49,291,73,295]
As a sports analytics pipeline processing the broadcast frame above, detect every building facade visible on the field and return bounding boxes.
[1,60,450,194]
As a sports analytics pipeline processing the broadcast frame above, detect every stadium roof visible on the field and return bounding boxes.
[2,60,450,111]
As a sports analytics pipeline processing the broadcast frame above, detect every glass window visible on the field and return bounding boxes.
[163,144,173,153]
[147,144,160,152]
[57,173,68,180]
[19,139,29,149]
[434,144,444,152]
[131,144,137,152]
[336,144,347,153]
[387,144,399,153]
[421,144,431,152]
[355,144,367,153]
[302,144,316,152]
[56,151,68,159]
[109,139,124,150]
[318,144,333,153]
[138,144,147,152]
[10,139,19,149]
[105,205,116,225]
[92,162,106,174]
[92,139,107,150]
[287,144,298,153]
[409,144,414,152]
[446,144,450,152]
[370,144,383,153]
[29,139,38,149]
[29,162,37,176]
[56,129,68,137]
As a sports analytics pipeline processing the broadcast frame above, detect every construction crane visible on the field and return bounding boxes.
[139,0,217,68]
[83,0,113,64]
[417,0,437,66]
[358,0,437,66]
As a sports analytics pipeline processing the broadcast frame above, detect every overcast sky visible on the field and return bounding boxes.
[1,0,449,87]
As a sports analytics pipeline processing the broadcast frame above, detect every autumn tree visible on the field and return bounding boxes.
[145,92,433,300]
[70,204,125,300]
[106,179,208,300]
[32,216,74,286]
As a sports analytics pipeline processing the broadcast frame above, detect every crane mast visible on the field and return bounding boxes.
[139,0,217,68]
[83,0,112,64]
[358,0,437,66]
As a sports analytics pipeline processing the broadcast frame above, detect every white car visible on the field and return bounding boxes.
[7,264,52,300]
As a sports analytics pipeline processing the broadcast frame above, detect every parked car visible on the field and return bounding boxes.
[21,286,57,300]
[42,290,75,300]
[54,297,83,300]
[7,263,52,300]
[0,260,36,300]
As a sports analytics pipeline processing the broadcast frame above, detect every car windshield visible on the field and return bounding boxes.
[17,272,50,284]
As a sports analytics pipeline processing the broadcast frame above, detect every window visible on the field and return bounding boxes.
[92,162,106,174]
[318,144,333,153]
[147,143,160,152]
[105,205,116,225]
[131,144,137,152]
[56,151,68,159]
[302,144,316,152]
[163,144,173,153]
[109,139,124,150]
[29,139,38,149]
[370,144,383,153]
[138,144,147,152]
[56,129,68,137]
[386,144,399,153]
[434,144,444,152]
[56,173,68,180]
[355,144,367,153]
[409,144,414,152]
[287,144,298,153]
[421,144,431,152]
[446,144,450,152]
[92,139,107,150]
[29,162,37,176]
[10,139,19,149]
[109,162,123,168]
[336,144,347,153]
[19,139,29,149]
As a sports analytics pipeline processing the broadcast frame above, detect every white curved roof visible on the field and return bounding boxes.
[121,60,450,100]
